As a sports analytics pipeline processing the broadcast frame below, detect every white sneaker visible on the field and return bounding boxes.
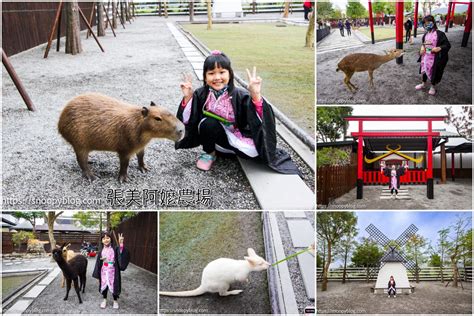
[113,300,119,309]
[395,194,398,199]
[100,299,107,309]
[394,295,397,298]
[388,295,390,298]
[415,82,426,90]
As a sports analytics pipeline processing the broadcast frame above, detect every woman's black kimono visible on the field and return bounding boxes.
[388,280,396,295]
[175,86,299,174]
[417,30,451,85]
[92,246,130,296]
[383,167,406,189]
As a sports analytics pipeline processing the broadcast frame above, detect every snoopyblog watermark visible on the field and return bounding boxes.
[106,188,213,207]
[3,196,102,207]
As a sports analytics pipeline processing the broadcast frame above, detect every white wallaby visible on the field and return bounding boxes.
[159,248,270,297]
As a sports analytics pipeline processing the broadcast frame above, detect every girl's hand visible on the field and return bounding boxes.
[246,66,262,102]
[431,47,441,53]
[180,73,194,103]
[118,233,124,245]
[420,46,426,55]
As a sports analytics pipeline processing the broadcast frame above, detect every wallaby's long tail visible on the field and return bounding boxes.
[159,286,206,297]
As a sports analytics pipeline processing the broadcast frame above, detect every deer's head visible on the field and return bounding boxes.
[385,48,404,58]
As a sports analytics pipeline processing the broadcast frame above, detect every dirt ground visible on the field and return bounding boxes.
[317,28,472,105]
[321,179,472,210]
[317,281,472,314]
[159,212,270,314]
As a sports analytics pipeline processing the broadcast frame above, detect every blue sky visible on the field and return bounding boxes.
[325,211,472,268]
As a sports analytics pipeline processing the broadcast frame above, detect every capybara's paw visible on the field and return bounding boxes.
[83,172,98,182]
[118,174,129,183]
[63,297,68,301]
[138,165,150,173]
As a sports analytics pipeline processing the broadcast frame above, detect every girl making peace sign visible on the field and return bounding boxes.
[175,50,298,173]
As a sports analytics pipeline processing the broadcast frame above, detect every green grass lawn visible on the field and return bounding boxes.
[358,26,397,41]
[182,23,314,134]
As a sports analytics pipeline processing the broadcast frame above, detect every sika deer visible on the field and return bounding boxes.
[336,49,404,92]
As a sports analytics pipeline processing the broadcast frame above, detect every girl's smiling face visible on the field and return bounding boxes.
[205,64,230,91]
[102,235,111,246]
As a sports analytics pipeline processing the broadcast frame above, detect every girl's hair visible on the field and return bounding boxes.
[202,51,235,92]
[423,15,438,30]
[100,231,115,249]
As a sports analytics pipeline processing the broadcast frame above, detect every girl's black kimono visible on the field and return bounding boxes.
[417,30,451,85]
[383,167,406,189]
[175,86,299,174]
[92,245,130,297]
[388,280,396,295]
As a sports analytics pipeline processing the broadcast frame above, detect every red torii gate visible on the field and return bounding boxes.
[445,1,472,47]
[345,116,447,200]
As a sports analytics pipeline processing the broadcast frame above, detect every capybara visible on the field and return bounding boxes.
[58,93,185,183]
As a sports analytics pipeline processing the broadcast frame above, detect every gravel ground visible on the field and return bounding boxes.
[275,211,315,314]
[2,17,262,210]
[317,281,472,314]
[159,212,270,314]
[22,259,157,314]
[323,180,472,210]
[317,29,472,105]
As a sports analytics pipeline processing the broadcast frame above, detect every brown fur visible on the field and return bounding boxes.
[336,49,404,92]
[58,93,184,182]
[61,244,77,288]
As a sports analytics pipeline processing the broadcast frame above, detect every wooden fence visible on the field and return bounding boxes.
[2,231,100,253]
[317,164,357,206]
[2,2,96,56]
[317,266,473,282]
[116,212,157,274]
[134,1,304,16]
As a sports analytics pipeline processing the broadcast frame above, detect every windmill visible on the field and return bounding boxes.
[366,223,420,294]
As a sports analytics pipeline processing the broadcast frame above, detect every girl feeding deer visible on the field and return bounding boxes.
[416,15,451,96]
[175,50,298,174]
[92,231,130,309]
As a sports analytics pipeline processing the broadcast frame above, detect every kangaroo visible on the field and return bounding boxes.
[336,48,404,92]
[159,248,270,297]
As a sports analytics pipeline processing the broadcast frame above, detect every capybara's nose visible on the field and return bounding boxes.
[176,123,185,141]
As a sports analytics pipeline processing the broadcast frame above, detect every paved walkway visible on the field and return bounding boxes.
[317,29,364,53]
[4,256,157,314]
[323,179,472,210]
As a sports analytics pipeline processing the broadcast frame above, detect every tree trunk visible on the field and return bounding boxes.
[124,0,130,23]
[366,265,369,283]
[65,1,83,55]
[440,249,444,283]
[305,10,315,48]
[120,0,125,23]
[46,211,63,253]
[164,0,168,18]
[451,255,458,287]
[207,0,212,30]
[342,247,348,284]
[97,1,105,36]
[283,1,290,18]
[112,0,117,29]
[189,0,194,22]
[106,211,111,231]
[322,240,332,291]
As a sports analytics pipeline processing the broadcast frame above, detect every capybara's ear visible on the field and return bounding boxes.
[150,101,156,106]
[141,107,149,117]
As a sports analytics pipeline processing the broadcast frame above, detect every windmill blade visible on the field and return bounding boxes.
[397,252,421,275]
[366,224,391,247]
[395,224,419,247]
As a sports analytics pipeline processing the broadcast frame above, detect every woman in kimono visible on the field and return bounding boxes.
[381,161,408,198]
[93,231,130,309]
[388,275,396,298]
[416,15,451,95]
[175,50,298,174]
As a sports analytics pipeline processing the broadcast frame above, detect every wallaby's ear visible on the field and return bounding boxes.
[245,256,257,266]
[60,242,66,249]
[247,248,256,256]
[142,107,149,117]
[150,101,156,106]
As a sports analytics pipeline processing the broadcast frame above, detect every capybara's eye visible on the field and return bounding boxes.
[155,117,162,122]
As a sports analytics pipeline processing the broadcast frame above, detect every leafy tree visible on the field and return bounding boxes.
[317,212,357,291]
[460,229,472,269]
[445,215,471,287]
[346,1,367,19]
[404,234,428,283]
[316,253,323,268]
[317,147,351,167]
[404,1,413,13]
[384,2,395,24]
[429,253,442,267]
[436,228,450,282]
[332,9,343,20]
[372,0,386,14]
[335,225,358,284]
[316,107,353,142]
[351,238,384,282]
[13,212,44,233]
[12,231,36,252]
[317,1,335,20]
[445,106,472,142]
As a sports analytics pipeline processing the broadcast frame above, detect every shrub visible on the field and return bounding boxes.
[12,231,36,252]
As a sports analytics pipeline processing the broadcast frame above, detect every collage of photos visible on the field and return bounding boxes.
[0,0,471,316]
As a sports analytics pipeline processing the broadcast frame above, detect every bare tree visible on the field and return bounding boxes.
[189,0,195,22]
[44,211,64,252]
[97,1,106,36]
[446,106,472,142]
[305,10,315,48]
[112,0,117,29]
[283,1,290,18]
[65,0,83,55]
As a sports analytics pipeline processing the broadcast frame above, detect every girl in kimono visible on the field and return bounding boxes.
[175,50,298,174]
[416,15,451,95]
[93,232,130,309]
[388,275,396,298]
[381,161,408,198]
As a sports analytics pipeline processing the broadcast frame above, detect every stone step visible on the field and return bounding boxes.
[287,219,314,248]
[297,252,315,300]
